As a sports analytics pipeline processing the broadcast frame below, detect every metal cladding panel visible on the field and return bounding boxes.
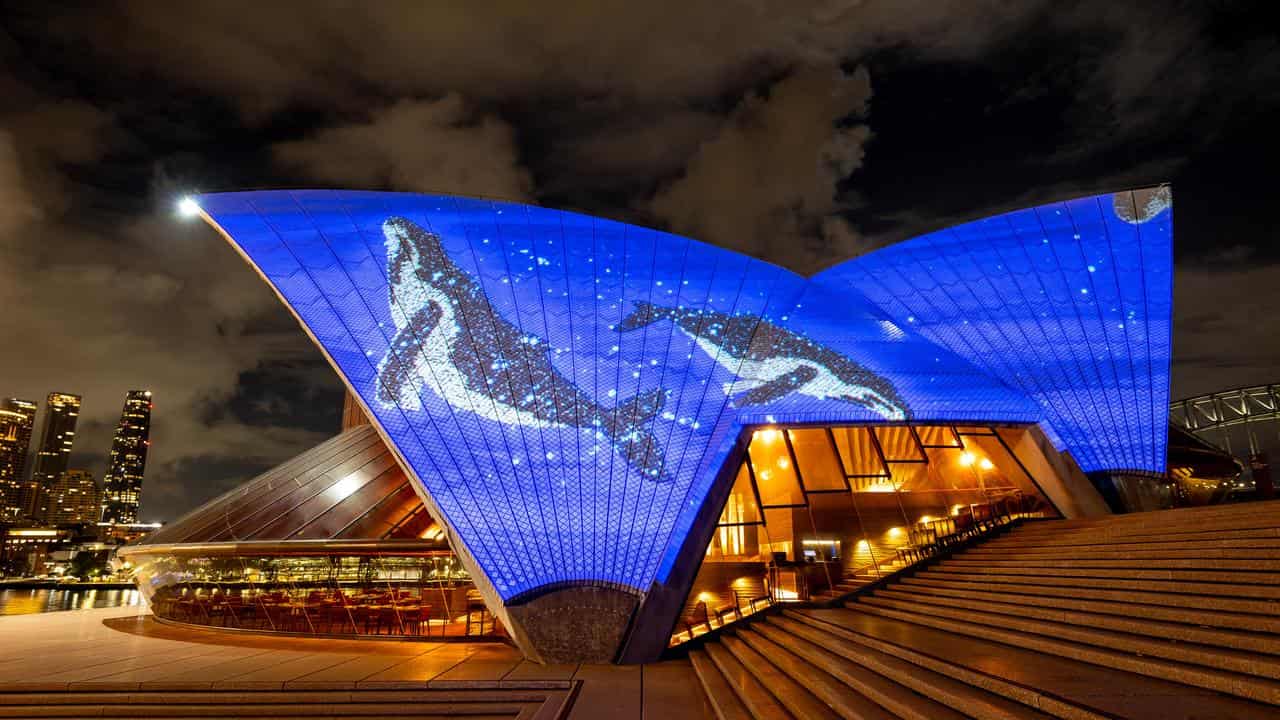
[198,190,1040,598]
[815,187,1173,474]
[135,425,429,545]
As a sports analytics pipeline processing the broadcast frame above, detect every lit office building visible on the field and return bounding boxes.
[123,186,1174,663]
[45,469,100,526]
[22,392,80,521]
[0,398,37,521]
[99,390,152,524]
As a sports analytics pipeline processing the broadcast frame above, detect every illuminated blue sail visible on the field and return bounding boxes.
[815,187,1173,474]
[198,190,1044,599]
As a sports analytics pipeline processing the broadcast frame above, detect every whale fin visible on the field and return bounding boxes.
[618,300,667,331]
[734,365,818,406]
[604,387,672,482]
[376,303,443,411]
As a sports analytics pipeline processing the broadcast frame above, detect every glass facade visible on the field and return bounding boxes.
[676,422,1059,644]
[130,548,499,639]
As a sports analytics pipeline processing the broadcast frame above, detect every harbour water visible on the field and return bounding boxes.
[0,587,143,616]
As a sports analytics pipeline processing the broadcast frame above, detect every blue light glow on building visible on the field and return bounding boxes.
[196,189,1088,599]
[815,187,1173,474]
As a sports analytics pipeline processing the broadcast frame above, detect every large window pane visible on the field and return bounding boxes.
[832,427,887,477]
[749,429,804,507]
[788,429,846,492]
[874,426,925,461]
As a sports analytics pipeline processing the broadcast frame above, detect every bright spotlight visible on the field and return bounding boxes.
[978,457,994,471]
[177,196,201,218]
[958,451,976,467]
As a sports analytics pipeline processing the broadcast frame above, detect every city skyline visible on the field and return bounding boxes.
[0,390,154,526]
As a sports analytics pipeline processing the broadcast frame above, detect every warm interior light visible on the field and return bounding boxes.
[919,515,933,524]
[979,457,994,470]
[177,196,201,218]
[776,457,790,469]
[950,504,966,515]
[758,470,772,481]
[887,526,904,538]
[757,428,779,443]
[958,451,976,467]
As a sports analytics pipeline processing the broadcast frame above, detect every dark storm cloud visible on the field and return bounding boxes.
[2,1,1277,518]
[1174,255,1280,399]
[273,96,533,201]
[42,1,1042,114]
[651,65,876,274]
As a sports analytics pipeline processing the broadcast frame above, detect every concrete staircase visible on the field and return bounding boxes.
[690,501,1280,719]
[809,561,909,605]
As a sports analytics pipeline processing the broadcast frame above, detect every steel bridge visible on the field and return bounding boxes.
[1170,383,1280,457]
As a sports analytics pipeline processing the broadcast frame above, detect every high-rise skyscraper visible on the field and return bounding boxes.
[22,393,81,521]
[45,469,99,525]
[99,390,152,524]
[0,398,37,521]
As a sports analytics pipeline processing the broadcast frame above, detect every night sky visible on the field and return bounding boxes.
[0,2,1276,522]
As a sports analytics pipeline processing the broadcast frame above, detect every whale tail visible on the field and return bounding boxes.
[618,300,671,331]
[603,387,672,482]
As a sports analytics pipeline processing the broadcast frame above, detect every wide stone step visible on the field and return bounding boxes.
[855,594,1280,681]
[933,562,1280,585]
[990,527,1280,550]
[958,546,1280,560]
[0,688,566,718]
[749,621,965,720]
[920,568,1280,601]
[895,577,1280,632]
[0,688,563,718]
[872,586,1280,655]
[941,556,1280,571]
[730,629,896,720]
[762,616,1049,720]
[719,634,834,720]
[972,536,1280,553]
[783,608,1280,720]
[843,601,1280,705]
[778,610,1109,720]
[1007,516,1280,539]
[1011,503,1280,530]
[689,648,753,720]
[0,703,522,717]
[703,642,791,720]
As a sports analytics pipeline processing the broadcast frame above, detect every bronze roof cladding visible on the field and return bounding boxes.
[137,425,438,545]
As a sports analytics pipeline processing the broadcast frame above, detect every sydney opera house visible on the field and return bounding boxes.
[121,185,1174,664]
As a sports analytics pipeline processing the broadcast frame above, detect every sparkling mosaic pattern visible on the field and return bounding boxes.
[815,187,1173,474]
[199,190,1041,598]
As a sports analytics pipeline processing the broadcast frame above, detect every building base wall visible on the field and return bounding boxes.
[503,586,640,664]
